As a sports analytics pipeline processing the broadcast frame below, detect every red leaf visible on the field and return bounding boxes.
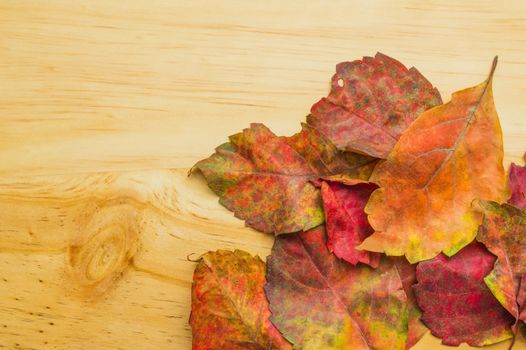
[509,153,526,209]
[265,226,410,349]
[519,275,526,323]
[190,250,292,350]
[307,52,442,158]
[321,180,380,267]
[193,123,372,234]
[414,242,514,346]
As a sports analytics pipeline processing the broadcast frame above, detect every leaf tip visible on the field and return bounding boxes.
[489,55,498,80]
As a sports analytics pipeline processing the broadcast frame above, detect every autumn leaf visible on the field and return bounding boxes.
[361,57,507,263]
[193,123,371,234]
[508,153,526,209]
[414,242,514,346]
[320,180,380,267]
[265,225,409,350]
[307,52,442,158]
[391,257,428,349]
[476,200,526,325]
[283,123,376,179]
[190,250,292,350]
[519,275,526,322]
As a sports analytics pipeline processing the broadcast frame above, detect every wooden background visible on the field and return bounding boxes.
[1,1,525,349]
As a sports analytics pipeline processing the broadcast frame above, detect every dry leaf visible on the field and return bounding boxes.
[519,276,526,323]
[190,250,292,350]
[284,123,376,179]
[391,257,428,349]
[265,225,409,350]
[307,52,442,158]
[321,180,380,267]
[361,57,506,263]
[476,200,526,325]
[194,123,371,234]
[509,153,526,209]
[414,242,514,346]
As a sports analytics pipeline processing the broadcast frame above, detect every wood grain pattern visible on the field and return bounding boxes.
[1,0,525,349]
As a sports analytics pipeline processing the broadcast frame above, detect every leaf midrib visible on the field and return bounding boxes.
[422,63,496,190]
[296,235,373,349]
[207,260,268,349]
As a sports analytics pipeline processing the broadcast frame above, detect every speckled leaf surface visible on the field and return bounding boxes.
[476,200,526,323]
[361,58,506,263]
[391,257,428,349]
[414,242,514,346]
[190,250,292,350]
[519,275,526,322]
[283,123,376,179]
[509,154,526,209]
[265,226,408,350]
[307,52,442,158]
[321,180,380,267]
[194,123,370,234]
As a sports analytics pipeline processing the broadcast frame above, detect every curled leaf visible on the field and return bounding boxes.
[265,226,409,350]
[190,250,292,350]
[193,123,371,234]
[321,180,380,267]
[361,57,506,263]
[307,52,442,158]
[414,242,514,346]
[476,200,526,324]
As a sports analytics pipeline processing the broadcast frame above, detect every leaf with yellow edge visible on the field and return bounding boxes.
[265,226,409,350]
[414,242,514,346]
[190,250,292,350]
[360,57,506,263]
[476,200,526,325]
[193,123,372,235]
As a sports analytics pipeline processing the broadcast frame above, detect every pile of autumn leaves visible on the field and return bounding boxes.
[189,53,526,349]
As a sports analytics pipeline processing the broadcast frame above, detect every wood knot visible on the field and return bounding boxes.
[68,202,139,297]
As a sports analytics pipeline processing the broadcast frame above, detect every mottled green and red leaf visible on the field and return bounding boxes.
[476,200,526,324]
[265,226,409,350]
[391,257,428,349]
[307,52,442,158]
[194,123,373,234]
[190,250,292,350]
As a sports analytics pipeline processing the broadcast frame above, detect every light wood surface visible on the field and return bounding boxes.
[1,1,526,349]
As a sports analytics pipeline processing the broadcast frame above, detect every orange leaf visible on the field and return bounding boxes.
[360,57,506,263]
